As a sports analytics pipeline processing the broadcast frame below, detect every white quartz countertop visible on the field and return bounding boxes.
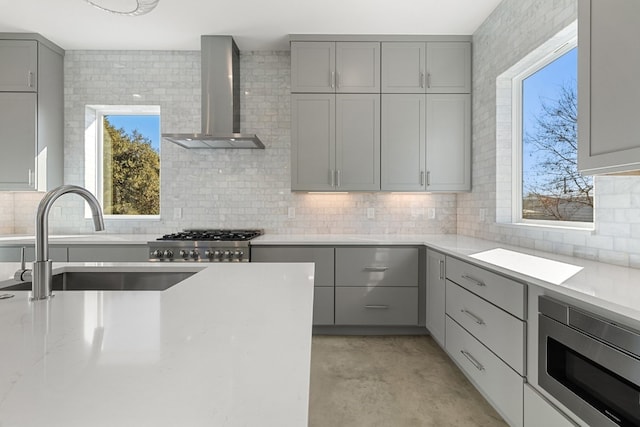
[0,262,315,427]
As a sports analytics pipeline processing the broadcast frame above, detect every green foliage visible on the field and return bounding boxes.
[103,117,159,215]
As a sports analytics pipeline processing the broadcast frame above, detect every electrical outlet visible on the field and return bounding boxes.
[427,208,436,219]
[367,208,375,219]
[288,207,296,219]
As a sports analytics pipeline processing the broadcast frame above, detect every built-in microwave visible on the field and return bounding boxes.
[538,296,640,426]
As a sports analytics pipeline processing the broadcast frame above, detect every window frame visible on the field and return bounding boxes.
[85,105,161,220]
[510,37,592,229]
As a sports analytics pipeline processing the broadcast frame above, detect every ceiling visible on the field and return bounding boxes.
[0,0,503,51]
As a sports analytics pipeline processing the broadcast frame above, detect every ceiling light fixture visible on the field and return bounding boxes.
[84,0,159,16]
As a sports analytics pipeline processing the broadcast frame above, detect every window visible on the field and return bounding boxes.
[85,105,160,218]
[512,35,593,226]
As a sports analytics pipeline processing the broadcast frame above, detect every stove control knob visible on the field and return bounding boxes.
[190,250,200,260]
[163,250,174,259]
[179,249,189,259]
[213,250,221,261]
[205,249,214,259]
[234,250,244,260]
[151,249,163,259]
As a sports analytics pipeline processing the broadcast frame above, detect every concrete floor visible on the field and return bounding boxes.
[309,335,508,427]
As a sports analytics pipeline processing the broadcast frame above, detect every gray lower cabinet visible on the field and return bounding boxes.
[67,245,150,262]
[425,248,446,347]
[291,93,380,191]
[578,0,640,175]
[335,246,420,326]
[523,384,578,427]
[0,245,68,262]
[251,246,335,325]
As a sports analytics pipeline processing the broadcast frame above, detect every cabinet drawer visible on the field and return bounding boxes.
[68,245,149,262]
[335,287,418,325]
[446,316,523,427]
[313,287,334,325]
[446,256,525,319]
[446,280,525,375]
[335,247,418,287]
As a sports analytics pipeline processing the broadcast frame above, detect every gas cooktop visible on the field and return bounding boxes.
[148,229,262,262]
[156,229,262,242]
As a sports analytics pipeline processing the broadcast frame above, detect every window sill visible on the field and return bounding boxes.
[498,221,595,234]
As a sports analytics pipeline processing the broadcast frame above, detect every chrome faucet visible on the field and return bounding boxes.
[15,185,105,301]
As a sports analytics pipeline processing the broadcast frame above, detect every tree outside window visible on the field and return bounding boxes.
[521,47,593,223]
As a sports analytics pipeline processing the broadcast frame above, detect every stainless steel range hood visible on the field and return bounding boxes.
[163,36,265,149]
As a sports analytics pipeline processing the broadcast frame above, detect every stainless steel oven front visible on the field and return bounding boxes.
[538,296,640,426]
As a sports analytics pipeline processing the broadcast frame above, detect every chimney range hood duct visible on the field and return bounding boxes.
[162,36,265,149]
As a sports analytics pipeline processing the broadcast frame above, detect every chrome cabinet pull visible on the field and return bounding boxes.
[420,171,425,186]
[335,72,340,89]
[28,169,33,186]
[439,259,445,280]
[426,72,431,88]
[330,71,335,88]
[336,169,341,187]
[420,72,425,88]
[28,71,34,88]
[461,274,485,287]
[364,266,389,272]
[330,169,335,187]
[426,171,431,186]
[461,309,485,325]
[460,350,485,371]
[365,305,389,309]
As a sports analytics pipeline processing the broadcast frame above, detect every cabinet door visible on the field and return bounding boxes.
[251,246,335,287]
[426,42,471,94]
[524,385,578,427]
[335,287,418,325]
[0,40,37,92]
[381,42,425,93]
[381,94,426,191]
[291,94,336,191]
[426,249,446,348]
[426,94,471,191]
[291,42,335,93]
[0,92,36,189]
[335,247,419,287]
[578,0,640,174]
[335,94,380,191]
[335,42,380,93]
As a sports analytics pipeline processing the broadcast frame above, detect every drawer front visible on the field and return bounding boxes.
[68,245,149,262]
[446,256,525,319]
[251,246,334,287]
[335,287,418,325]
[313,287,334,325]
[446,280,525,375]
[446,316,524,427]
[335,247,419,287]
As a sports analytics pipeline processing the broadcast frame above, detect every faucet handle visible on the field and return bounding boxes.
[14,247,32,282]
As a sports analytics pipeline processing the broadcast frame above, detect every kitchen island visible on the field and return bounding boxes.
[0,262,315,427]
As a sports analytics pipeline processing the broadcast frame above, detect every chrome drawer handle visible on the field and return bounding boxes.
[460,350,485,371]
[439,260,445,280]
[365,305,389,309]
[364,267,388,272]
[461,309,485,325]
[461,274,485,287]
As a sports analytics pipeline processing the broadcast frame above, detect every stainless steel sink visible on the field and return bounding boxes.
[3,271,195,291]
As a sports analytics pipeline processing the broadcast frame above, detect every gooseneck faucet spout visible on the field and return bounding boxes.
[32,185,105,300]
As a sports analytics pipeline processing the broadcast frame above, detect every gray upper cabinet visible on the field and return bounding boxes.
[381,94,426,191]
[381,42,471,94]
[291,41,380,93]
[291,93,335,191]
[425,94,471,191]
[578,0,640,174]
[0,34,64,191]
[381,93,471,192]
[291,93,380,191]
[0,40,37,92]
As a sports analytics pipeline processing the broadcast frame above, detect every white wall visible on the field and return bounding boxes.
[458,0,640,268]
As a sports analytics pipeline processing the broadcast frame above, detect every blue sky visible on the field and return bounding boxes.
[106,115,161,151]
[522,47,577,187]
